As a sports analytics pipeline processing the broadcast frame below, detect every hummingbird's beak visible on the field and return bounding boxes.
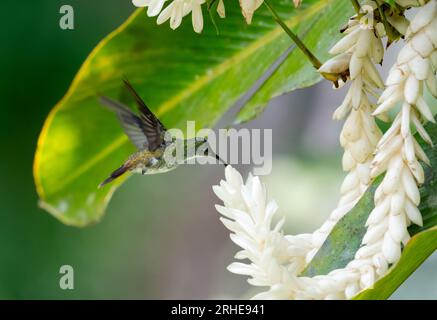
[214,153,228,167]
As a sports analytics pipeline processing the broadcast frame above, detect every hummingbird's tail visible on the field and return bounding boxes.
[98,164,129,188]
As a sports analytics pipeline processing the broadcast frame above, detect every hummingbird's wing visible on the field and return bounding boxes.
[100,81,167,151]
[99,96,151,150]
[123,79,167,151]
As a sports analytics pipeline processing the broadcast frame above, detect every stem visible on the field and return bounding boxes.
[350,0,361,14]
[263,0,321,69]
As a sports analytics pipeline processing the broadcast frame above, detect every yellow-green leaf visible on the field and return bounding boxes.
[34,0,352,226]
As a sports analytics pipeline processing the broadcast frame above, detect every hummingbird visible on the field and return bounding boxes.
[98,80,226,188]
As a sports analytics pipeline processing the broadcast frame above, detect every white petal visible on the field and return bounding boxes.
[389,212,407,242]
[169,0,184,29]
[318,53,351,74]
[157,2,174,24]
[356,242,381,259]
[382,232,401,263]
[403,134,416,163]
[405,199,423,226]
[340,171,359,194]
[367,197,390,226]
[363,56,384,88]
[404,75,420,104]
[329,27,360,55]
[401,103,411,138]
[191,3,204,33]
[408,55,431,80]
[342,150,355,171]
[217,0,225,18]
[355,29,372,58]
[350,54,364,81]
[407,159,425,185]
[402,167,420,205]
[227,262,255,275]
[413,138,431,166]
[424,18,437,47]
[360,266,375,289]
[425,72,437,99]
[383,157,403,194]
[397,45,417,66]
[363,219,388,244]
[409,0,437,34]
[133,0,150,7]
[410,30,434,58]
[411,113,433,145]
[371,36,384,64]
[373,92,401,115]
[391,189,405,216]
[148,0,166,16]
[415,96,435,123]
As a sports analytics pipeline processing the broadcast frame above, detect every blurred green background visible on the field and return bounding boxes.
[0,0,435,299]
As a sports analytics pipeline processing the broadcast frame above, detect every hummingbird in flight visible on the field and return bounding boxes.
[98,80,226,188]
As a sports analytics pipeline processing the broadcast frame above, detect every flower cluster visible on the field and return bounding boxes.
[214,0,437,299]
[214,166,364,299]
[365,0,436,265]
[133,0,207,33]
[308,2,384,262]
[213,166,310,291]
[132,0,304,33]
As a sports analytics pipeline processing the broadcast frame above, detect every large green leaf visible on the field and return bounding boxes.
[34,0,352,226]
[301,121,437,299]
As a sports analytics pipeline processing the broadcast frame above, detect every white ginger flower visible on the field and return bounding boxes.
[364,0,437,266]
[213,166,308,293]
[215,3,436,299]
[133,0,265,32]
[133,0,205,33]
[213,166,364,299]
[308,2,384,261]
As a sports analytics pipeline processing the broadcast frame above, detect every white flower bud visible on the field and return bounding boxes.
[411,113,433,145]
[363,218,388,244]
[402,167,421,205]
[425,71,437,98]
[319,53,351,74]
[345,282,360,299]
[360,265,375,289]
[411,31,434,58]
[329,27,361,55]
[382,232,401,263]
[340,171,359,194]
[390,189,406,216]
[408,0,437,35]
[413,139,431,166]
[397,44,417,65]
[350,53,364,80]
[349,137,372,163]
[408,55,431,80]
[424,18,437,47]
[404,75,421,104]
[415,96,435,123]
[367,197,390,226]
[389,211,407,242]
[405,199,423,226]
